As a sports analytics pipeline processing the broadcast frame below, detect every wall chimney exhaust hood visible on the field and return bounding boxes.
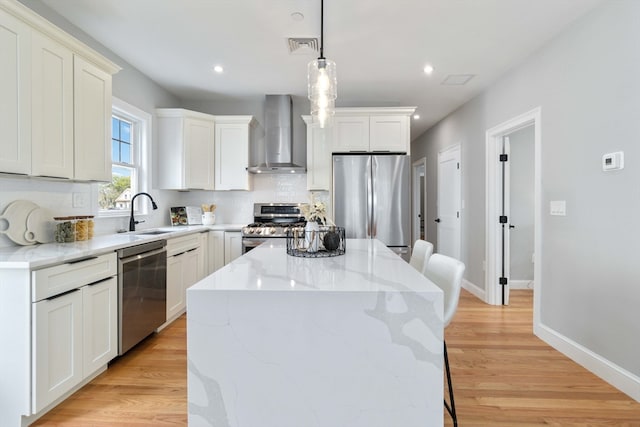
[247,95,306,174]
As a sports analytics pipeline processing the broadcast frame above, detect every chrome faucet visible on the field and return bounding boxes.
[129,192,158,231]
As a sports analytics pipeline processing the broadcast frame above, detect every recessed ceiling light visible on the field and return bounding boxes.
[413,114,421,120]
[423,65,434,75]
[213,65,224,73]
[291,12,304,21]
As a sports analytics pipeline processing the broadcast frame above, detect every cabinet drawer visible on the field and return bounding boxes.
[166,233,200,257]
[32,252,117,302]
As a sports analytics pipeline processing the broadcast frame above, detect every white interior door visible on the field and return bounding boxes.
[436,145,461,259]
[412,158,427,245]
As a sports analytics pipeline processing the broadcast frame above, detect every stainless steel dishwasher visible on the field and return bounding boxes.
[117,239,167,355]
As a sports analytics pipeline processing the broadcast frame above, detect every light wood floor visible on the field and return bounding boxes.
[34,290,640,426]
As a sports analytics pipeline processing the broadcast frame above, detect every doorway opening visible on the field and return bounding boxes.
[485,108,541,314]
[412,157,427,246]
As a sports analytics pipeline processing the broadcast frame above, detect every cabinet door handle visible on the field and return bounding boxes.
[46,288,81,301]
[67,256,98,265]
[86,277,113,287]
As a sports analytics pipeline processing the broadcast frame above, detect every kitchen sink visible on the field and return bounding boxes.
[136,230,173,235]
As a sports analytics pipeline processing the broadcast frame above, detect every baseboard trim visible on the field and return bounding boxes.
[510,279,533,290]
[535,322,640,402]
[462,278,485,302]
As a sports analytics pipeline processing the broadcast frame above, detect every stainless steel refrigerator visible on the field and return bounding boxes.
[333,154,411,261]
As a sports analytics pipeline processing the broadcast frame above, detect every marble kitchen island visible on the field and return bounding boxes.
[187,239,444,427]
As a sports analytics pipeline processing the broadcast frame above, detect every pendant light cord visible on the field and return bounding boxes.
[319,0,325,60]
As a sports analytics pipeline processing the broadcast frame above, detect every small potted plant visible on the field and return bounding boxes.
[301,198,327,252]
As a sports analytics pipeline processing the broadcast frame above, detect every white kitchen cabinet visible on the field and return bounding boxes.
[157,109,216,190]
[224,231,242,265]
[0,2,119,180]
[331,108,415,154]
[303,116,332,191]
[166,233,203,321]
[0,9,31,175]
[369,114,410,152]
[73,56,112,181]
[31,252,118,414]
[214,116,255,191]
[82,277,117,378]
[208,230,225,274]
[198,231,208,280]
[332,115,370,152]
[33,288,83,413]
[31,31,74,178]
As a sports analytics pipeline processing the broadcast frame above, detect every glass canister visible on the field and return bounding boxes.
[54,216,76,243]
[87,215,94,239]
[75,216,90,241]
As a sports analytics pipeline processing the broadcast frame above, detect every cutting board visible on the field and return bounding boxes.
[25,207,54,244]
[0,200,39,245]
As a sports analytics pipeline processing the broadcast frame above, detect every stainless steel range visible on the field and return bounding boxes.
[241,203,306,253]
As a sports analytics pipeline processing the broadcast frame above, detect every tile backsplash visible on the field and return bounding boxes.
[0,173,328,248]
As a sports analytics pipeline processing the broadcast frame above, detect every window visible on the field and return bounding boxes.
[98,98,151,216]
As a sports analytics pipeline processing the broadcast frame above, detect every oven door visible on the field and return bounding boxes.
[242,237,268,254]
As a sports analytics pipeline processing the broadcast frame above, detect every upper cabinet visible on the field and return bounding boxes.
[157,109,216,190]
[72,56,112,181]
[0,1,120,180]
[302,116,332,191]
[214,116,255,191]
[0,9,31,174]
[332,108,415,154]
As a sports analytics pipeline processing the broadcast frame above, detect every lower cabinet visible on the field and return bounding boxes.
[166,233,202,322]
[224,231,242,265]
[32,276,117,413]
[208,230,225,274]
[82,277,118,376]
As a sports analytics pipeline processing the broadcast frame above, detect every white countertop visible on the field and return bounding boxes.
[191,239,442,294]
[0,224,244,269]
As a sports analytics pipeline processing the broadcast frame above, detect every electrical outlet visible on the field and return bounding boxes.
[72,192,87,208]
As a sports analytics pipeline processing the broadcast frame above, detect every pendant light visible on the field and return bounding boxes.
[307,0,336,128]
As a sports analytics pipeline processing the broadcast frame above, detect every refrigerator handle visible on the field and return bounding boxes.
[370,156,377,238]
[367,157,373,238]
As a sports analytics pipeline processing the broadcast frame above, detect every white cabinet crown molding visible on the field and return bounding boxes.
[0,0,121,74]
[334,106,416,116]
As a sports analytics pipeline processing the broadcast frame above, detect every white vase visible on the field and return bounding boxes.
[305,221,320,252]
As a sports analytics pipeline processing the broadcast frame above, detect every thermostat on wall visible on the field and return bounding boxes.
[602,151,624,171]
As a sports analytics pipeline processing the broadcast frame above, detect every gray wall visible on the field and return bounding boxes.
[411,0,640,379]
[508,125,534,281]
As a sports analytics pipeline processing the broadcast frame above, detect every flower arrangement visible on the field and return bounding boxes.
[301,200,327,224]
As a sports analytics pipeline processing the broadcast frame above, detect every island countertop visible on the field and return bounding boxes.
[187,239,445,427]
[189,238,442,293]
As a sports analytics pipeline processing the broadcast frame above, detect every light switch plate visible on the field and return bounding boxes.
[550,200,566,216]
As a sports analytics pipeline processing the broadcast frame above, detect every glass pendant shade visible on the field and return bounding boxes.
[308,58,337,128]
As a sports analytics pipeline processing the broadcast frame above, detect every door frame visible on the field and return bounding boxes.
[412,157,427,245]
[437,144,461,259]
[485,108,541,312]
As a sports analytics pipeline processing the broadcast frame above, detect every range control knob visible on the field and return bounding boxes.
[268,227,277,235]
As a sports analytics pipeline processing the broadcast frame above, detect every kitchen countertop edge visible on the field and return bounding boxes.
[0,224,245,269]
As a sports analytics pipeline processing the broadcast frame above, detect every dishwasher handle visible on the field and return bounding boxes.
[119,247,166,264]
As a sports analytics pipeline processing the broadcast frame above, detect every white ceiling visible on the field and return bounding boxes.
[41,0,602,138]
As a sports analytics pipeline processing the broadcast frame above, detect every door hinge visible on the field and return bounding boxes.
[499,277,508,285]
[457,162,460,169]
[499,154,508,162]
[457,211,459,218]
[499,215,508,224]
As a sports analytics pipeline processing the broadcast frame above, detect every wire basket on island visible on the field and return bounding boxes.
[286,226,345,258]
